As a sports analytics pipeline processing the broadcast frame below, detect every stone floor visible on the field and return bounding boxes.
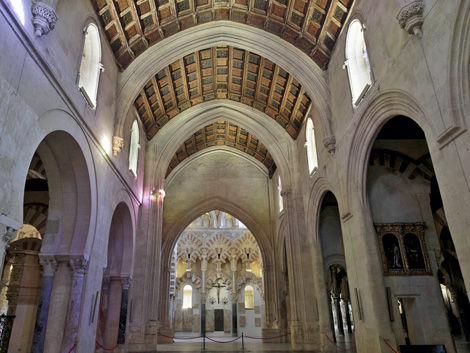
[152,332,470,352]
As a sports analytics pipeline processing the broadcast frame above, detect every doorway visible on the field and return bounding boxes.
[215,309,224,331]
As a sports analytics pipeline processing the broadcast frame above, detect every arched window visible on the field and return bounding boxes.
[345,20,372,107]
[129,120,140,178]
[245,285,254,309]
[78,23,102,109]
[305,118,318,174]
[183,285,192,309]
[278,176,283,212]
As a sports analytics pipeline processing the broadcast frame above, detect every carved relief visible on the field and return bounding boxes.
[31,2,58,37]
[397,1,425,38]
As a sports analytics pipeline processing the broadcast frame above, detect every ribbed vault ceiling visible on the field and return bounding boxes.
[135,45,312,140]
[167,120,276,178]
[92,0,353,70]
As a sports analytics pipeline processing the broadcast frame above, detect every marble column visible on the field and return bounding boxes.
[201,257,207,336]
[31,257,57,353]
[97,276,111,343]
[200,293,206,336]
[60,257,88,352]
[231,293,238,337]
[230,259,238,337]
[118,276,132,343]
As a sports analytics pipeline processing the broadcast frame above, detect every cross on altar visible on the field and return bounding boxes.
[211,280,226,304]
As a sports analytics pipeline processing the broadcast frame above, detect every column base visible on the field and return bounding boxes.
[261,328,281,343]
[156,328,174,344]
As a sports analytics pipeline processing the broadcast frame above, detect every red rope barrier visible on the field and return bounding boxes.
[383,339,398,353]
[325,334,356,351]
[95,336,125,351]
[206,336,241,343]
[245,333,291,339]
[67,343,77,353]
[157,332,202,340]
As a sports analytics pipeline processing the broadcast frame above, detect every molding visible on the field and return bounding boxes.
[397,1,425,38]
[31,1,58,37]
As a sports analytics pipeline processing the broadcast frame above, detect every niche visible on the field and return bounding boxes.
[375,223,431,276]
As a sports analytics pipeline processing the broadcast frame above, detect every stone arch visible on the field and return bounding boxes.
[176,272,202,292]
[205,272,232,292]
[165,146,269,187]
[114,22,333,146]
[163,197,273,271]
[345,90,435,213]
[446,0,470,146]
[236,272,262,295]
[105,202,134,277]
[147,100,297,190]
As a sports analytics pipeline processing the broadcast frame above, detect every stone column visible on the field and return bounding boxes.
[60,257,88,352]
[118,276,132,343]
[230,259,237,337]
[31,257,57,353]
[342,299,353,334]
[97,276,111,343]
[0,216,20,276]
[104,276,123,347]
[201,257,207,336]
[7,238,42,353]
[200,293,206,336]
[231,293,238,337]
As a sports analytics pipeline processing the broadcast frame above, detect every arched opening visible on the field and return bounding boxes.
[367,116,465,351]
[318,191,355,347]
[78,23,102,109]
[345,19,372,107]
[96,202,134,348]
[305,118,318,175]
[1,131,92,353]
[167,211,265,340]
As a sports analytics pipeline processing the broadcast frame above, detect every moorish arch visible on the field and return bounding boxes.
[146,100,298,189]
[114,22,334,143]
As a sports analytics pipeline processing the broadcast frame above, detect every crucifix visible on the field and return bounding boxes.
[211,279,226,304]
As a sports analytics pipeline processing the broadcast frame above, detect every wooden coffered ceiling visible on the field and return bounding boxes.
[91,0,354,70]
[134,45,312,140]
[167,120,276,177]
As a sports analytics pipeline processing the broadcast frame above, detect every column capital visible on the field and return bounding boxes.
[121,276,133,290]
[397,0,424,38]
[323,135,336,155]
[39,258,58,277]
[69,257,89,276]
[31,2,58,37]
[112,136,124,156]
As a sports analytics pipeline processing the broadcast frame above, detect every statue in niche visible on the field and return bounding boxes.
[404,233,425,269]
[383,234,403,269]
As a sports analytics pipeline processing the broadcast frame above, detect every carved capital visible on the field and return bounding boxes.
[397,1,425,38]
[121,276,132,290]
[200,293,207,302]
[31,2,58,37]
[323,135,336,155]
[40,258,58,277]
[112,136,125,156]
[69,257,89,277]
[2,226,18,244]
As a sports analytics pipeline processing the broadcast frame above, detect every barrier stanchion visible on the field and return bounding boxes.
[242,333,245,350]
[383,339,398,353]
[203,333,205,350]
[325,334,356,351]
[205,336,241,343]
